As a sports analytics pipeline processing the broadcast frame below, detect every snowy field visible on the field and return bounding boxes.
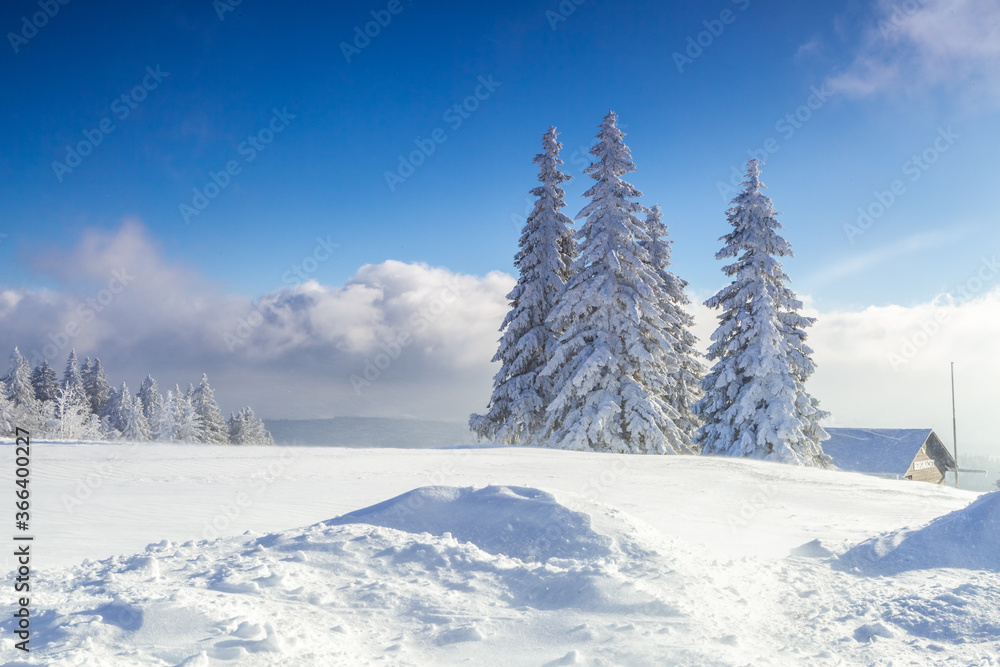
[1,441,998,665]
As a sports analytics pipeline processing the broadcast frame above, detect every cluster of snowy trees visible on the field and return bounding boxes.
[471,112,830,466]
[0,349,273,445]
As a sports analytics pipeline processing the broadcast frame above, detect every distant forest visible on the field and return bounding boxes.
[1,348,272,445]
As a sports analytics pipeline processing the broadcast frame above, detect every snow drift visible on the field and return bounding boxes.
[837,490,1000,574]
[326,485,616,562]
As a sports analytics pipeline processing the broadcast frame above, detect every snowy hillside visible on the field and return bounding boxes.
[2,442,998,665]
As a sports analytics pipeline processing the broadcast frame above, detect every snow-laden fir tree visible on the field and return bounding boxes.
[470,126,576,445]
[121,395,151,442]
[100,382,131,439]
[3,348,43,430]
[173,384,202,443]
[138,375,165,436]
[62,350,87,406]
[31,360,59,403]
[693,160,830,466]
[540,112,693,454]
[190,374,228,444]
[0,386,13,436]
[4,348,39,408]
[157,389,178,442]
[82,358,113,416]
[641,205,705,445]
[228,407,275,445]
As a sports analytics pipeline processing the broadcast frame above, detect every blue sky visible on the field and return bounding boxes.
[3,0,996,305]
[2,0,1000,448]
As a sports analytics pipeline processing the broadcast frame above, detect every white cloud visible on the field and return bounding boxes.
[4,222,998,455]
[825,0,1000,103]
[0,223,513,422]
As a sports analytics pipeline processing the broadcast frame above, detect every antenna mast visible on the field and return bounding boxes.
[951,362,959,489]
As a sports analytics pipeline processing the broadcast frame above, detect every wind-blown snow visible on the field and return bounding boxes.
[1,442,998,665]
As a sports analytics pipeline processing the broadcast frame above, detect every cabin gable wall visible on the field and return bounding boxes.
[905,442,946,484]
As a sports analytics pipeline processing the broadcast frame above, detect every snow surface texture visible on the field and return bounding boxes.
[1,443,998,665]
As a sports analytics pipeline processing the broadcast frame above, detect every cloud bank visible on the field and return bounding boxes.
[825,0,1000,104]
[0,222,512,422]
[2,222,998,453]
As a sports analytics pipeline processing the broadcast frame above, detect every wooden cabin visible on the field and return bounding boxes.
[823,428,957,484]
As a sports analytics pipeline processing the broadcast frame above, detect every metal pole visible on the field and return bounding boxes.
[951,362,959,490]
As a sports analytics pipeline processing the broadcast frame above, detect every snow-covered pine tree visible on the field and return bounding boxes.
[693,159,830,466]
[470,126,576,445]
[227,407,275,445]
[138,375,165,436]
[173,384,202,443]
[4,348,38,408]
[62,350,87,407]
[121,395,151,442]
[190,374,228,444]
[31,360,59,404]
[82,358,113,416]
[641,205,706,446]
[157,389,178,442]
[100,382,131,439]
[0,386,13,436]
[3,348,43,430]
[540,111,692,454]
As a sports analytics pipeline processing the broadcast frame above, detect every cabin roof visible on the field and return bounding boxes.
[823,428,956,475]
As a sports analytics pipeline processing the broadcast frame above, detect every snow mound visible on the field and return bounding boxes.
[4,487,712,664]
[837,491,1000,574]
[325,485,615,562]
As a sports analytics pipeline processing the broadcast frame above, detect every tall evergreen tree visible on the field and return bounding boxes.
[100,382,131,439]
[138,375,165,436]
[173,384,202,443]
[540,112,692,454]
[191,374,228,444]
[0,386,14,436]
[3,348,43,430]
[82,358,113,416]
[31,360,59,404]
[4,348,39,409]
[470,126,577,445]
[157,389,178,442]
[121,395,151,442]
[62,349,87,406]
[693,160,830,466]
[641,205,706,445]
